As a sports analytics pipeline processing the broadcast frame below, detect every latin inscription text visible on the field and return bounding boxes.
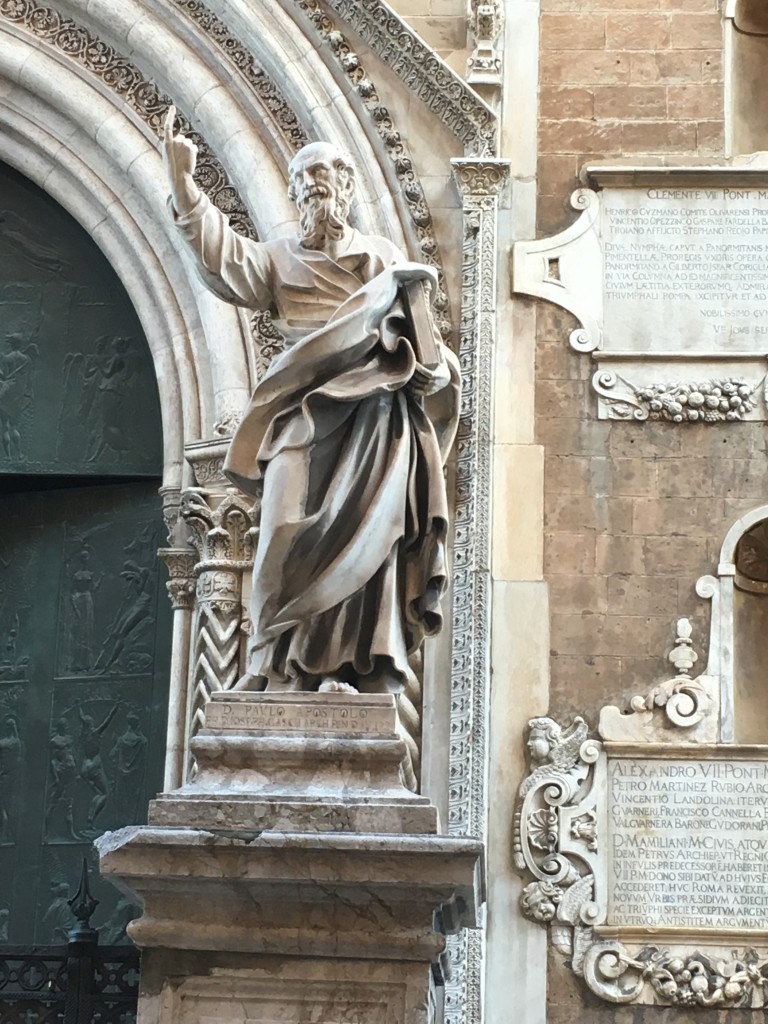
[609,757,768,931]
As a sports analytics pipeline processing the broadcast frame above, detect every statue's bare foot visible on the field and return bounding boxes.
[232,671,263,692]
[318,679,359,694]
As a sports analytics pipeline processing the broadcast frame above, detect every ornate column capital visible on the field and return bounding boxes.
[158,549,198,611]
[451,158,510,198]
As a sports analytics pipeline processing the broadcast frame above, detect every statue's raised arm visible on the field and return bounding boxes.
[163,106,200,219]
[166,129,460,696]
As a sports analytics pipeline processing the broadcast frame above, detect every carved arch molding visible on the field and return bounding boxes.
[0,4,504,1023]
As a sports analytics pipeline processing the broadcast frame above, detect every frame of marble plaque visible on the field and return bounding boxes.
[512,166,768,422]
[515,716,768,1007]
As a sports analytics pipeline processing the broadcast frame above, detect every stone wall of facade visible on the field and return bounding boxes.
[535,0,763,729]
[537,302,768,726]
[535,1,768,1018]
[538,0,724,234]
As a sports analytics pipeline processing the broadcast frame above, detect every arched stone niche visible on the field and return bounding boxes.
[725,0,768,157]
[0,7,503,1020]
[0,0,469,474]
[715,503,768,742]
[732,514,768,742]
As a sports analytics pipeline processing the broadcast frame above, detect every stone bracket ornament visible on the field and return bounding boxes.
[598,616,718,743]
[467,0,504,92]
[513,717,606,966]
[511,188,602,354]
[512,168,768,420]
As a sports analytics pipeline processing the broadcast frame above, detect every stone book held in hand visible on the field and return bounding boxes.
[401,279,440,369]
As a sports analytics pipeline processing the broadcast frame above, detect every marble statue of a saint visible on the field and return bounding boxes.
[164,109,460,694]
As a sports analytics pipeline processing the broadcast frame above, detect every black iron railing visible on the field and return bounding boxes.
[0,945,139,1024]
[0,862,139,1024]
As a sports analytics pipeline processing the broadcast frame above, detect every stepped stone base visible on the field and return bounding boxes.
[148,692,438,834]
[97,692,482,1024]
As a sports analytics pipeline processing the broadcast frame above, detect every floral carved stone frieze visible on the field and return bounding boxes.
[592,372,763,423]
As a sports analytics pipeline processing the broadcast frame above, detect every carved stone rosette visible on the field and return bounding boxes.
[445,157,509,1024]
[180,489,257,748]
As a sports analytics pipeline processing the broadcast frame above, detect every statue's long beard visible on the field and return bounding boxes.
[298,193,350,250]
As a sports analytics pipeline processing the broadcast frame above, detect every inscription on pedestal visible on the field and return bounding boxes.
[204,693,395,736]
[602,188,768,353]
[609,756,768,930]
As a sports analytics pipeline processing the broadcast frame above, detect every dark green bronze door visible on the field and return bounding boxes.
[0,482,171,944]
[0,160,171,945]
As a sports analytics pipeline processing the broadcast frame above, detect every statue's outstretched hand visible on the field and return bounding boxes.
[163,105,199,216]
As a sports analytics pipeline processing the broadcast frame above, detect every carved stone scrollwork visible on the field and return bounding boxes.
[513,716,611,1001]
[515,714,768,1006]
[2,0,259,240]
[212,397,247,439]
[250,310,287,382]
[582,943,768,1007]
[295,0,497,156]
[169,0,309,153]
[514,718,604,932]
[599,616,717,742]
[181,490,257,738]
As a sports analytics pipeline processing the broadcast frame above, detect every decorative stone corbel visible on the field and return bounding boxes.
[511,188,602,353]
[467,0,503,93]
[513,717,606,969]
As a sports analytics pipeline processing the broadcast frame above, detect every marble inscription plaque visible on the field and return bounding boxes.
[204,693,394,736]
[602,187,768,353]
[609,756,768,930]
[205,702,368,734]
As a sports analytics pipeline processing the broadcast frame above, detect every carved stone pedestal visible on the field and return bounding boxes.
[97,693,483,1024]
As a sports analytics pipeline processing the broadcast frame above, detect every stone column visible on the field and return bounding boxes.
[181,487,256,738]
[157,545,197,791]
[158,486,198,791]
[168,440,257,778]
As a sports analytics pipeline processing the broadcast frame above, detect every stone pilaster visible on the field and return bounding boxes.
[447,158,509,1024]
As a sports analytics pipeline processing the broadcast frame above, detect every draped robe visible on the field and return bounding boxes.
[174,194,460,692]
